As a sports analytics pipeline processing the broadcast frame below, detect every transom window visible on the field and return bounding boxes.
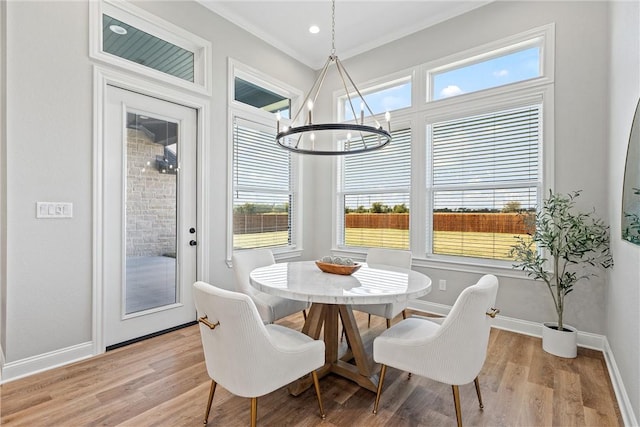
[341,78,411,121]
[102,15,195,82]
[235,77,291,118]
[430,41,542,100]
[91,1,211,94]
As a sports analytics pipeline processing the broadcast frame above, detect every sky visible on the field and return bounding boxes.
[344,45,540,120]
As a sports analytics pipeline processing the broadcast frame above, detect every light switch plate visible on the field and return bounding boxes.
[37,202,73,218]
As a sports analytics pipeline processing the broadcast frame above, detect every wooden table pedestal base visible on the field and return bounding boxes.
[288,303,380,396]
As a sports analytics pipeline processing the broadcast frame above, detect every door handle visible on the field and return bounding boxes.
[189,240,197,246]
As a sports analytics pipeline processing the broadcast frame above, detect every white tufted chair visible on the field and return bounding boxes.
[372,274,499,427]
[232,249,309,324]
[193,281,326,426]
[351,248,413,328]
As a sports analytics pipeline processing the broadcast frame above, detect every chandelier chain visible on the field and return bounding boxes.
[331,0,336,55]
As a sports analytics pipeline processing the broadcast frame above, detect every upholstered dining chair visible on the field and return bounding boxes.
[351,248,413,328]
[193,281,326,426]
[232,249,309,324]
[372,274,499,427]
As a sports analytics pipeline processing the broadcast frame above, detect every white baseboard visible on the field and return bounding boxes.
[603,338,639,427]
[0,345,5,382]
[409,300,606,349]
[409,300,636,426]
[0,341,94,384]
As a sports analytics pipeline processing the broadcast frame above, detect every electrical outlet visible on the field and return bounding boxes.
[439,279,446,291]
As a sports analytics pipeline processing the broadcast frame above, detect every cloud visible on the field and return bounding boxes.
[493,69,509,78]
[440,85,463,98]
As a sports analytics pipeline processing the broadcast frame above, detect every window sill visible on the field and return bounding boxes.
[330,248,534,280]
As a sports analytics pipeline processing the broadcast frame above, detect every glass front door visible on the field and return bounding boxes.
[104,85,197,347]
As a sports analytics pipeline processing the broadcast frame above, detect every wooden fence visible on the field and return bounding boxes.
[432,213,531,234]
[234,214,289,234]
[345,213,409,230]
[345,213,530,234]
[234,212,531,234]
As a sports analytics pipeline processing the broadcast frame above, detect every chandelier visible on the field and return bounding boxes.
[275,0,391,155]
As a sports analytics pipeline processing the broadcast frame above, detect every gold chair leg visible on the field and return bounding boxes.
[311,371,326,419]
[386,319,391,328]
[373,364,388,414]
[368,314,372,328]
[474,377,484,409]
[452,385,463,427]
[250,397,258,427]
[203,379,217,425]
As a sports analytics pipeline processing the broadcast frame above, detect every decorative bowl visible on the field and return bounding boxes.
[315,260,361,275]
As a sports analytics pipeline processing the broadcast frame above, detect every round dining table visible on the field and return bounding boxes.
[250,260,432,394]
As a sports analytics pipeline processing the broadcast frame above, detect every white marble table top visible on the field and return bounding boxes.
[250,261,432,305]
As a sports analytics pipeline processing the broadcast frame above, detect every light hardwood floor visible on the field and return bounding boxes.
[0,310,622,426]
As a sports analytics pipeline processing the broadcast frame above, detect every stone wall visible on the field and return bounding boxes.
[126,129,177,257]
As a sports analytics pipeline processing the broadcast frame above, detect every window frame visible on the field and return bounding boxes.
[332,24,555,273]
[425,24,554,105]
[226,60,303,262]
[425,94,546,264]
[335,118,414,252]
[89,0,212,95]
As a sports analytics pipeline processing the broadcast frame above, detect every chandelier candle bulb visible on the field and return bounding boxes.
[385,111,391,132]
[276,112,281,133]
[360,102,365,125]
[307,100,314,124]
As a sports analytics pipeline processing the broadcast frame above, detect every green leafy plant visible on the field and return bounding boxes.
[509,190,613,331]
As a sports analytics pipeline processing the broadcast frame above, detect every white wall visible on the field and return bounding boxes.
[0,0,314,371]
[4,1,94,362]
[607,1,640,423]
[312,1,612,335]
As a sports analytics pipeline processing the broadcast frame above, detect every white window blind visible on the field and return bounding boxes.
[233,117,293,249]
[430,105,540,260]
[340,128,411,249]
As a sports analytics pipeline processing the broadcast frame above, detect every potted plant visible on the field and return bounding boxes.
[510,190,613,358]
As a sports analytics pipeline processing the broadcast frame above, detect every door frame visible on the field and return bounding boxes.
[92,66,210,354]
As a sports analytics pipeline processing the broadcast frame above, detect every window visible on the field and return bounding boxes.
[235,77,291,118]
[338,127,412,250]
[232,118,294,249]
[102,15,195,82]
[334,25,553,266]
[91,1,211,94]
[431,45,541,100]
[340,78,411,121]
[429,105,541,260]
[229,62,300,254]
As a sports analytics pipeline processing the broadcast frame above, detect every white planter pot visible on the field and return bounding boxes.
[542,322,577,358]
